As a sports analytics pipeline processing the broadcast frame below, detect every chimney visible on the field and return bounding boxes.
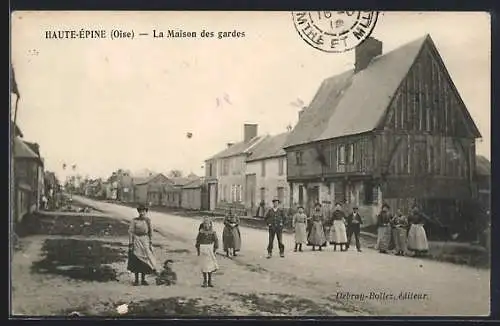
[227,142,234,148]
[354,37,383,73]
[243,124,258,143]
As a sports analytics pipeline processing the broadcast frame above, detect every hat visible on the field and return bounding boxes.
[297,205,304,209]
[272,197,280,203]
[353,206,359,210]
[137,204,148,212]
[382,203,390,209]
[314,202,322,207]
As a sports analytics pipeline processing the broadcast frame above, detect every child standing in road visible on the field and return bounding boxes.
[195,217,219,287]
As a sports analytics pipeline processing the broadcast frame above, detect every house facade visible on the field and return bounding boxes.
[181,178,208,210]
[204,124,265,214]
[246,133,290,213]
[284,35,481,234]
[13,136,44,224]
[133,173,172,205]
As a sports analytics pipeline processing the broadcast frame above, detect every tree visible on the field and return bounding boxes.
[168,170,183,178]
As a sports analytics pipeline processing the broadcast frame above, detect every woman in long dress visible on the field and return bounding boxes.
[329,203,348,251]
[407,205,429,257]
[222,210,242,257]
[127,204,158,286]
[195,217,219,287]
[307,203,327,251]
[292,206,308,252]
[376,203,393,253]
[391,209,409,256]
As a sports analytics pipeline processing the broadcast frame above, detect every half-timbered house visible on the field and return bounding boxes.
[284,35,482,234]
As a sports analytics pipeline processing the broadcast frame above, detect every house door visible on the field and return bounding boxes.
[245,174,256,210]
[298,185,304,206]
[209,184,217,211]
[307,186,319,214]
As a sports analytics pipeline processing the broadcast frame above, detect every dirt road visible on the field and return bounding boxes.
[69,196,489,316]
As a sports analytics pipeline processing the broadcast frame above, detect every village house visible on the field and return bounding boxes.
[181,177,209,210]
[13,127,45,224]
[133,173,172,205]
[163,176,196,208]
[110,169,134,203]
[283,35,482,236]
[245,132,290,214]
[204,124,265,214]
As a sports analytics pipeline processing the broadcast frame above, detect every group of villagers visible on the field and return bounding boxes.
[291,201,430,257]
[126,200,430,288]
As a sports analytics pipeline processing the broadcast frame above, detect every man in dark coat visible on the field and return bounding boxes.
[346,206,363,252]
[265,198,286,258]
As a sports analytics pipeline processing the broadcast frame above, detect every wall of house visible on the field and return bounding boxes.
[286,134,375,182]
[216,155,247,206]
[246,156,290,209]
[134,184,148,204]
[182,188,202,210]
[290,179,382,225]
[164,189,182,208]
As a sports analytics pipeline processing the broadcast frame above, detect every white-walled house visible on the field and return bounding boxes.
[204,124,265,213]
[246,133,290,213]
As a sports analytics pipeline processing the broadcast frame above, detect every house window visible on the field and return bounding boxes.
[347,143,354,164]
[278,157,285,176]
[223,159,229,176]
[260,187,266,202]
[277,187,285,205]
[261,161,266,177]
[338,145,346,165]
[295,151,303,165]
[208,163,213,177]
[237,185,243,202]
[223,185,228,201]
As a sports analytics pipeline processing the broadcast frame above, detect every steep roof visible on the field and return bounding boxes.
[133,173,169,185]
[207,136,265,160]
[284,35,429,148]
[476,155,490,176]
[14,137,39,159]
[247,133,289,162]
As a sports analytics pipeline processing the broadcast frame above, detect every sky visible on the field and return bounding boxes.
[11,11,491,181]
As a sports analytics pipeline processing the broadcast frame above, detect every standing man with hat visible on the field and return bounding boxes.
[346,206,363,252]
[265,197,286,258]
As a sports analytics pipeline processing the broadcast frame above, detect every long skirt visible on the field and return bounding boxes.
[330,220,348,244]
[308,221,326,246]
[127,235,158,274]
[294,222,307,244]
[392,227,408,253]
[199,243,219,273]
[407,224,429,252]
[223,226,242,251]
[376,226,392,252]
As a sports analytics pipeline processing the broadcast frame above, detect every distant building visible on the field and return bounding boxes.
[181,178,208,210]
[133,173,172,205]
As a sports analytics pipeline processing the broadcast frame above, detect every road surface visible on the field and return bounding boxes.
[74,196,490,316]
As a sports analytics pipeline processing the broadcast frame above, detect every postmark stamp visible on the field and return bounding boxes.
[292,11,379,53]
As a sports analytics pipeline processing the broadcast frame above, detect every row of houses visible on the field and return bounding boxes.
[203,34,491,236]
[82,171,207,211]
[12,122,47,225]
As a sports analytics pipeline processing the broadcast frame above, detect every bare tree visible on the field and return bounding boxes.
[168,169,183,178]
